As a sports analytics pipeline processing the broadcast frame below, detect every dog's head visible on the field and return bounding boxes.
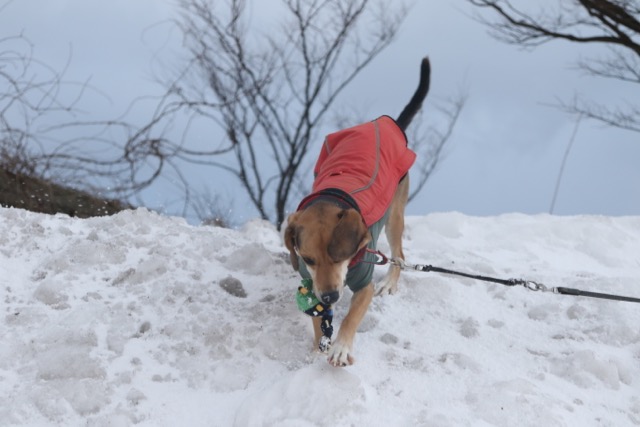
[284,202,371,304]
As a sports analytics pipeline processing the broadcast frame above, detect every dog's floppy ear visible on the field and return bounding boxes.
[283,212,300,271]
[328,209,371,262]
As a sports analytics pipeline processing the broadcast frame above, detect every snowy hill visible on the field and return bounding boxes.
[1,207,639,426]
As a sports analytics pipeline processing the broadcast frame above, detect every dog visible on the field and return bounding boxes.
[284,57,431,366]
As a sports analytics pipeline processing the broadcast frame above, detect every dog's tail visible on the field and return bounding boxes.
[395,57,431,132]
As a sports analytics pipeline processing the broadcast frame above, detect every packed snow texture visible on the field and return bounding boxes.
[1,207,639,426]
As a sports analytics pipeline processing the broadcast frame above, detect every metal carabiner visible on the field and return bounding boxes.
[524,281,548,292]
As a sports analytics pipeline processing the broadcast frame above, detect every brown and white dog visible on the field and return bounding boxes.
[284,58,431,366]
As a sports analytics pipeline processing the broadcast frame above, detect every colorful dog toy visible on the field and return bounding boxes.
[296,278,333,353]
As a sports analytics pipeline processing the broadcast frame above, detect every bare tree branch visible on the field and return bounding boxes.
[152,0,410,227]
[0,31,190,206]
[559,95,640,132]
[466,0,640,136]
[467,0,640,54]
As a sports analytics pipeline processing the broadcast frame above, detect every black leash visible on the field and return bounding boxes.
[553,287,640,304]
[370,251,640,304]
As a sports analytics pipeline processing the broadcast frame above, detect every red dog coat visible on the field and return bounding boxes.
[310,115,416,225]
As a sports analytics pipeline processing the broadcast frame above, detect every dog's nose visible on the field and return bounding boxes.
[321,291,340,305]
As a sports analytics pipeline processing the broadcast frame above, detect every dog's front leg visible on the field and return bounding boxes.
[328,283,374,367]
[312,316,323,350]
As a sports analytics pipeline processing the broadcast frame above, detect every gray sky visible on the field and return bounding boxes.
[3,0,639,222]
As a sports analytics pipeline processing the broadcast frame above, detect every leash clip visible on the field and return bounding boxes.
[523,280,548,292]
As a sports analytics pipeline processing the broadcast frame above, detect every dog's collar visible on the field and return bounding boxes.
[296,188,361,213]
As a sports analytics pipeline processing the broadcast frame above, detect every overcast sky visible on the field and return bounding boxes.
[2,0,639,223]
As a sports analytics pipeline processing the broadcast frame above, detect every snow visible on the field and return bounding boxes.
[1,207,639,426]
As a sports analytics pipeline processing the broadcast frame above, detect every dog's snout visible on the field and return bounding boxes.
[321,291,340,305]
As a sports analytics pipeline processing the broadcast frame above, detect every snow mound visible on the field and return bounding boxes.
[1,208,639,426]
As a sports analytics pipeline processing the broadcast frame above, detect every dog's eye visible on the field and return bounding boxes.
[302,257,315,266]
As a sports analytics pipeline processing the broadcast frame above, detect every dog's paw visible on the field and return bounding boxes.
[318,336,331,353]
[327,340,354,367]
